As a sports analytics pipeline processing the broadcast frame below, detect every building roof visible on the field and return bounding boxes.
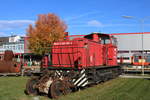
[111,32,150,35]
[0,37,9,42]
[0,37,9,46]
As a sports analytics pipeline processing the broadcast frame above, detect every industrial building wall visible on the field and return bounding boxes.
[112,32,150,63]
[113,33,150,51]
[143,33,150,50]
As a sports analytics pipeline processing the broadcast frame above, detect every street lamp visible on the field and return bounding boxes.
[122,15,148,75]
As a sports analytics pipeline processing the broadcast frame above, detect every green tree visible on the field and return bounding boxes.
[26,13,67,55]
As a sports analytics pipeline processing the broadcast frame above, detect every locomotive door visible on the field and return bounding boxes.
[106,46,117,66]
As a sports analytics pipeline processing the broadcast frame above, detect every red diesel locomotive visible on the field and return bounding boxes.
[26,33,121,98]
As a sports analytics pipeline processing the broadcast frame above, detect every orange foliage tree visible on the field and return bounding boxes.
[27,13,67,55]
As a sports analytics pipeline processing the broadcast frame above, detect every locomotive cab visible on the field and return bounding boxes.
[84,33,117,66]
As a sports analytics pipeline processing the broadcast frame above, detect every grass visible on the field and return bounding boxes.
[0,77,150,100]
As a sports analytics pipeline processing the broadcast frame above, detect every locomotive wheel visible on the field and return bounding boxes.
[25,77,39,95]
[49,80,64,98]
[49,79,72,98]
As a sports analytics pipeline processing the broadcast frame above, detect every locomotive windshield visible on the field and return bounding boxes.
[101,37,111,44]
[84,33,111,44]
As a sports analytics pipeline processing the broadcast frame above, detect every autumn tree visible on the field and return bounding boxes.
[27,13,67,55]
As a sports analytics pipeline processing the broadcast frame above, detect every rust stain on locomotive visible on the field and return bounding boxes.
[0,50,21,73]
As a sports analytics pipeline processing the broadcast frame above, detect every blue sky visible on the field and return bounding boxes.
[0,0,150,36]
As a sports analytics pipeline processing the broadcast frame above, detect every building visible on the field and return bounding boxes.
[112,32,150,63]
[0,35,25,54]
[0,35,36,66]
[0,37,9,43]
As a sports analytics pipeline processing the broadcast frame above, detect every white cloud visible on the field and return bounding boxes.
[0,20,34,30]
[65,11,100,21]
[104,23,138,27]
[87,20,103,27]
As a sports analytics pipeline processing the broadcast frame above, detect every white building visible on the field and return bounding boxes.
[112,32,150,63]
[0,35,24,54]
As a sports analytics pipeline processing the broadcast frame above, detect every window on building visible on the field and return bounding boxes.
[20,45,23,50]
[18,45,23,50]
[13,45,15,50]
[18,45,20,50]
[3,45,6,48]
[9,45,12,49]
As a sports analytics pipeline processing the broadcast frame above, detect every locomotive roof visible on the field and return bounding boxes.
[84,33,110,39]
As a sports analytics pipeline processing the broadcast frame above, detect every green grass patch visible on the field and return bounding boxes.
[0,77,48,100]
[0,77,150,100]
